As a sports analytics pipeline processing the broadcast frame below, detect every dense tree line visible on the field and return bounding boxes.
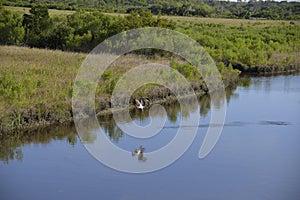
[0,4,174,51]
[3,0,300,20]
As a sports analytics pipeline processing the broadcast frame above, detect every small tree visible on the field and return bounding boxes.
[0,8,24,45]
[23,5,52,47]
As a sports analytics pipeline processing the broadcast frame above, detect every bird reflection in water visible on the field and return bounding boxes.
[132,145,147,162]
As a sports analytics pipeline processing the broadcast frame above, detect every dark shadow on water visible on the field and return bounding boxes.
[162,120,292,129]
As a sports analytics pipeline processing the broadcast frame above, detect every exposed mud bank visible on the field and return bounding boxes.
[233,63,300,75]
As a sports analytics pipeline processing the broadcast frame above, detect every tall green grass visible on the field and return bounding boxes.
[0,46,85,132]
[0,45,240,133]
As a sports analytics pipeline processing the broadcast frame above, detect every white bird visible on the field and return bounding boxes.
[134,97,150,110]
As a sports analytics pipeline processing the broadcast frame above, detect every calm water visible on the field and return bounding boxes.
[1,74,300,200]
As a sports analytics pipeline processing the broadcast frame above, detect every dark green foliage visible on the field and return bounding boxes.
[22,5,52,47]
[114,11,175,31]
[170,61,201,81]
[1,5,299,70]
[3,0,300,20]
[13,6,173,51]
[0,8,24,44]
[182,22,300,68]
[1,4,299,71]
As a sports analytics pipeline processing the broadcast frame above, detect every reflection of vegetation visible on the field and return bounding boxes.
[1,84,243,163]
[99,116,123,143]
[99,90,229,142]
[165,103,179,123]
[0,124,77,164]
[98,97,200,142]
[198,95,211,117]
[225,86,239,105]
[238,76,252,88]
[75,118,98,144]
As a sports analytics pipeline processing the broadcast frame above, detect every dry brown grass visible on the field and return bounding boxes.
[163,15,300,27]
[4,6,75,16]
[269,52,300,66]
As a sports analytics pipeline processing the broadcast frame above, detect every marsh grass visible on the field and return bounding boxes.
[0,45,239,133]
[0,46,84,107]
[0,46,85,132]
[0,46,191,132]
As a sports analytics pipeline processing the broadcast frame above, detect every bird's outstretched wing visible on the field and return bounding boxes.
[134,99,141,106]
[140,98,145,106]
[132,149,138,157]
[139,98,150,106]
[139,145,145,151]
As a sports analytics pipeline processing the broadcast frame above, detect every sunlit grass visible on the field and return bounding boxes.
[4,6,75,16]
[164,16,300,27]
[0,46,86,132]
[0,45,84,108]
[0,46,181,132]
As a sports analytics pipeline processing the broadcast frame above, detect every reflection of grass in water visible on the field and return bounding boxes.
[99,96,207,143]
[0,123,77,164]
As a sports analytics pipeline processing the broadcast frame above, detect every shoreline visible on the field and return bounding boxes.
[1,70,299,135]
[0,90,207,136]
[233,63,300,75]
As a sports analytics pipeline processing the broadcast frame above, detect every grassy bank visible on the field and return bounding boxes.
[1,44,299,134]
[0,46,84,133]
[0,45,241,134]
